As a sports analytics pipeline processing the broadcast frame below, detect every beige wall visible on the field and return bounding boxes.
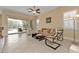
[39,6,79,41]
[2,13,8,37]
[0,15,2,26]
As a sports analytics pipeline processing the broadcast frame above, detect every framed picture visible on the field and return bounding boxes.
[46,17,51,23]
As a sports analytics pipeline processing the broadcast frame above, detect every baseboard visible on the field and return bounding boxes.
[8,32,26,35]
[64,37,79,46]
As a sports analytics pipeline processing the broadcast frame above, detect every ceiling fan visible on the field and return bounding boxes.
[27,6,40,15]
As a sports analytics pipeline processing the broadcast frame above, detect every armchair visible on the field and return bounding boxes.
[45,28,63,50]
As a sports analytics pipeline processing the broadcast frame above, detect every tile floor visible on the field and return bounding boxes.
[0,33,72,53]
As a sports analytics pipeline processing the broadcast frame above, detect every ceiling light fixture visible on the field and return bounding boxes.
[27,6,40,15]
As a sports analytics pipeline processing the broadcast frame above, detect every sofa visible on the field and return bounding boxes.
[32,28,57,41]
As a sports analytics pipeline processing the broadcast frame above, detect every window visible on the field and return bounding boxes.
[64,19,74,29]
[64,10,77,30]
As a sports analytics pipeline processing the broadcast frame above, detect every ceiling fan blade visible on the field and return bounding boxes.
[37,11,40,14]
[36,9,40,11]
[28,10,32,12]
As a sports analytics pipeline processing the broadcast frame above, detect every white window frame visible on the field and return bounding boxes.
[63,10,77,30]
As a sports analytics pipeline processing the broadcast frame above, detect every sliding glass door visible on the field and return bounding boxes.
[8,18,27,34]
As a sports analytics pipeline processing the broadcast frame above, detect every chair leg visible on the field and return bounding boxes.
[45,39,61,50]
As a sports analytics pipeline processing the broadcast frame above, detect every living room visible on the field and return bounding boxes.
[0,6,79,53]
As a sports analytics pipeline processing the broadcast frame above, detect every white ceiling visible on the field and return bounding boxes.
[0,6,59,16]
